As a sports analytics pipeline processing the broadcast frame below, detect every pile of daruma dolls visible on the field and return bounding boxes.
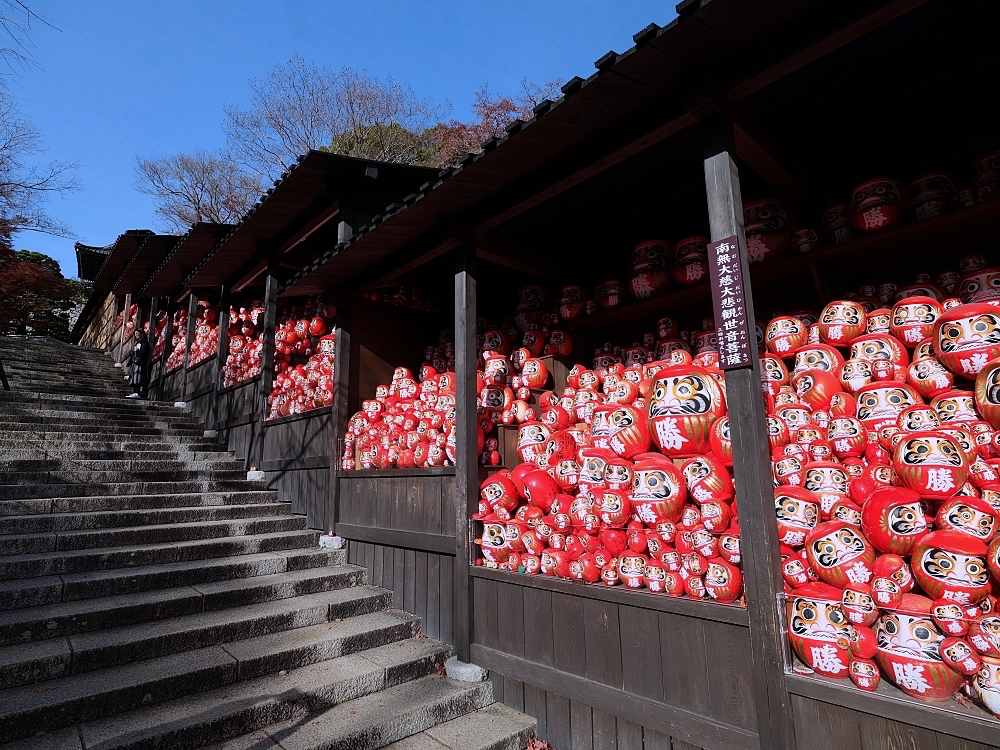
[187,301,219,367]
[220,301,265,388]
[472,315,742,604]
[266,298,337,418]
[164,307,188,371]
[766,262,1000,715]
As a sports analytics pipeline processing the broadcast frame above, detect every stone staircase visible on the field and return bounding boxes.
[0,337,535,750]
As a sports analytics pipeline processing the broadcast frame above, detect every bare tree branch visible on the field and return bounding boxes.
[0,93,77,241]
[134,150,262,233]
[223,57,448,181]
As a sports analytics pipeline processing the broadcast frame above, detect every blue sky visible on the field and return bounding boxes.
[14,1,674,277]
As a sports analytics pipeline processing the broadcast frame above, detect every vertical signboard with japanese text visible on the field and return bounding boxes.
[707,235,754,370]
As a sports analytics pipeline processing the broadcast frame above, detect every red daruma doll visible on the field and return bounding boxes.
[646,365,726,457]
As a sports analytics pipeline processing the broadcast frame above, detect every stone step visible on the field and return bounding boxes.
[0,514,307,555]
[0,449,229,463]
[0,557,354,646]
[0,410,204,425]
[0,478,266,500]
[0,613,426,744]
[0,425,203,439]
[0,468,247,486]
[0,439,228,454]
[380,703,536,750]
[225,673,493,750]
[72,638,452,750]
[0,502,292,534]
[0,529,321,580]
[0,490,279,518]
[0,590,399,689]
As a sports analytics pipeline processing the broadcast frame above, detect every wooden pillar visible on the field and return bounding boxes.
[329,307,352,534]
[453,246,477,663]
[148,296,160,355]
[182,292,198,400]
[216,286,231,393]
[254,264,280,470]
[155,300,173,402]
[704,146,796,750]
[115,293,131,363]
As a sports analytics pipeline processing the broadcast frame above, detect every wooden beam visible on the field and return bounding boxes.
[471,108,695,235]
[447,223,563,282]
[704,150,795,750]
[334,228,456,296]
[725,0,933,103]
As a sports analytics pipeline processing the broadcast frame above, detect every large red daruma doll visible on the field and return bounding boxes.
[975,357,1000,430]
[876,594,964,702]
[911,530,991,604]
[786,583,852,678]
[934,303,1000,378]
[646,365,726,457]
[628,240,672,299]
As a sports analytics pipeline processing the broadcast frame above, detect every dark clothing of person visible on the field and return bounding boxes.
[129,333,151,397]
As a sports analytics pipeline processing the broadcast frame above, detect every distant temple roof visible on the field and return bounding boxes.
[74,241,112,281]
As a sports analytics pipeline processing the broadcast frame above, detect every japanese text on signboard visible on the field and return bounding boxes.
[707,235,753,370]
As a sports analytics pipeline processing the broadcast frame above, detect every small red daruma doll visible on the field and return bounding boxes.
[804,521,877,588]
[876,594,964,701]
[704,559,742,604]
[850,177,907,233]
[934,303,1000,378]
[774,486,821,548]
[766,316,809,357]
[817,300,866,346]
[893,430,969,500]
[860,486,929,555]
[629,456,686,525]
[908,356,954,400]
[647,365,726,457]
[891,296,943,347]
[786,583,852,677]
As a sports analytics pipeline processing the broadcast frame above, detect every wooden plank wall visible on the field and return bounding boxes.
[261,409,332,531]
[338,472,457,643]
[488,674,702,750]
[789,695,1000,750]
[78,291,118,350]
[471,575,758,750]
[185,355,218,428]
[347,541,455,645]
[161,368,185,402]
[216,378,259,469]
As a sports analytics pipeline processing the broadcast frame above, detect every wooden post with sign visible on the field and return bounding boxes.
[704,149,797,750]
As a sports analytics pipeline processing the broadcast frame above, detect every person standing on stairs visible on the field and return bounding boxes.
[127,328,150,398]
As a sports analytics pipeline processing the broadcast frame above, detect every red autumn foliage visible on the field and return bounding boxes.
[0,256,77,337]
[430,79,563,167]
